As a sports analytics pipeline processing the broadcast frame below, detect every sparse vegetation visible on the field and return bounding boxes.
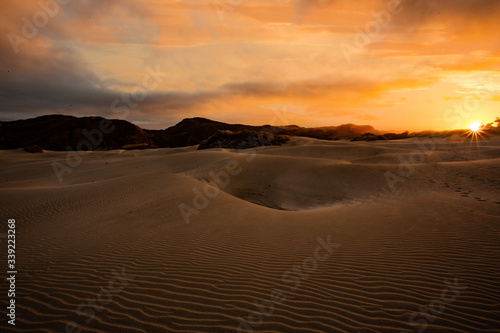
[197,129,290,150]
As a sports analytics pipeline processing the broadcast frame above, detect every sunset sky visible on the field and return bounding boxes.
[1,0,499,130]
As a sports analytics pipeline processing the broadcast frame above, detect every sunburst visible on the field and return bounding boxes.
[465,121,484,142]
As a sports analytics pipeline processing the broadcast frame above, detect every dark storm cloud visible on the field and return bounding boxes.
[0,0,157,121]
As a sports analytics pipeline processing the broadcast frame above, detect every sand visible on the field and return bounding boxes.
[0,136,499,332]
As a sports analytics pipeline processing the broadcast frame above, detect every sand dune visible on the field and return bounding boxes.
[1,136,499,332]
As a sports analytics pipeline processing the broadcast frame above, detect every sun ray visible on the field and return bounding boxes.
[465,121,485,143]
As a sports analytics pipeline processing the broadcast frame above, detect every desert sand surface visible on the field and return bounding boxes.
[1,136,500,333]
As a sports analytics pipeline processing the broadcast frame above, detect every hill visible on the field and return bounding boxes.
[0,115,155,151]
[147,117,381,148]
[0,114,389,151]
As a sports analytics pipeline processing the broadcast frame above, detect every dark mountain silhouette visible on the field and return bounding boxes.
[1,114,387,151]
[147,117,382,148]
[0,115,155,151]
[280,123,381,141]
[146,117,259,148]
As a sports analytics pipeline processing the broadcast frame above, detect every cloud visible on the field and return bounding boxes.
[1,0,499,130]
[0,1,160,119]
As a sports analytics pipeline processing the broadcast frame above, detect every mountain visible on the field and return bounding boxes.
[0,115,155,150]
[0,114,384,151]
[145,117,259,148]
[147,117,381,148]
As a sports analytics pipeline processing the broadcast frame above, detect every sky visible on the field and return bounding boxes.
[1,0,500,131]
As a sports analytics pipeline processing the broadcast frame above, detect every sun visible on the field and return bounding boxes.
[465,121,485,142]
[469,121,482,132]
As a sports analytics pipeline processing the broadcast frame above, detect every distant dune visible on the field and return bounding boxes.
[0,135,499,332]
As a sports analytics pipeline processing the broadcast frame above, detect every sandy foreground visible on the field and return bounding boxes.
[1,136,499,333]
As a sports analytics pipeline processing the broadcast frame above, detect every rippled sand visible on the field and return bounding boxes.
[1,136,499,332]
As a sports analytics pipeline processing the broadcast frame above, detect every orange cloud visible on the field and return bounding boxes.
[1,0,500,130]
